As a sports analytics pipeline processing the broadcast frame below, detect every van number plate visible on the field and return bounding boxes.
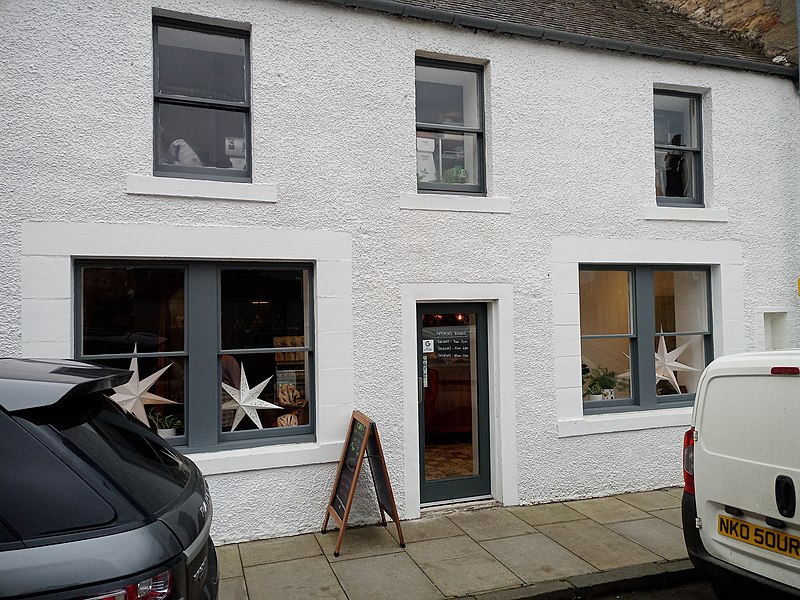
[718,514,800,559]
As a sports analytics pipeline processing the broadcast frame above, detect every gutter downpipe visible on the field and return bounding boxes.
[796,0,800,81]
[326,0,799,79]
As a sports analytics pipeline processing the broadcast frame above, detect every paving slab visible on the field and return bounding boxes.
[448,508,536,541]
[218,576,248,600]
[388,515,463,544]
[565,497,650,524]
[538,519,661,571]
[405,535,522,596]
[481,532,597,584]
[244,555,347,600]
[508,503,585,527]
[614,490,682,512]
[239,533,321,567]
[217,544,243,579]
[606,517,688,561]
[650,507,683,528]
[331,551,443,600]
[315,524,403,561]
[662,487,685,499]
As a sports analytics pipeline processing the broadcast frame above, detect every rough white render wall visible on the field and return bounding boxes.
[2,0,800,544]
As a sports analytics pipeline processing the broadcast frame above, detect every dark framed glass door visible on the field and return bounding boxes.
[417,303,490,504]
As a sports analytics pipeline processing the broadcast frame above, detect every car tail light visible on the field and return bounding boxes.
[133,570,171,600]
[683,427,695,495]
[84,570,171,600]
[771,366,800,375]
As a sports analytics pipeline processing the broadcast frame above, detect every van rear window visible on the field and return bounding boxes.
[702,375,800,467]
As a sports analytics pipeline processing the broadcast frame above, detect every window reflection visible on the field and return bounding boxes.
[81,267,185,355]
[220,269,307,350]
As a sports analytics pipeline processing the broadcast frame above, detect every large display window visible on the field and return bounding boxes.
[579,266,712,413]
[77,262,314,448]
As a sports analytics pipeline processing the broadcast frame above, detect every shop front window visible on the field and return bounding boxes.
[78,262,313,448]
[580,266,712,413]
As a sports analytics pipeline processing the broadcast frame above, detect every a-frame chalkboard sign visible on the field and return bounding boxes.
[321,411,405,556]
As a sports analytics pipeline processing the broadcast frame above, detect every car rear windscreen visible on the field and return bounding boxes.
[0,409,116,539]
[50,394,192,515]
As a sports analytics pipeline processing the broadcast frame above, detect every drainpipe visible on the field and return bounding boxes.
[796,0,800,73]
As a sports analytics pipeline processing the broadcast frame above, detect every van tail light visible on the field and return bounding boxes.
[84,570,171,600]
[771,366,800,375]
[683,427,695,495]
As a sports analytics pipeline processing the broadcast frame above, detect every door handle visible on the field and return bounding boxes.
[418,377,424,404]
[776,475,796,518]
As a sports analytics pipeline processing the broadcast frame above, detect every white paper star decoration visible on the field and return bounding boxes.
[111,345,177,425]
[221,363,281,431]
[654,330,699,394]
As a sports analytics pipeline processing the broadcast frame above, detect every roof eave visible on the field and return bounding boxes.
[325,0,799,78]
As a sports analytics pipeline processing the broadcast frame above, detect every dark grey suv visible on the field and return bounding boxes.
[0,358,218,600]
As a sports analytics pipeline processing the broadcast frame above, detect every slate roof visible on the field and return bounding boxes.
[325,0,797,76]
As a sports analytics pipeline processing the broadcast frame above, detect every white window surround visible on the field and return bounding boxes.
[126,174,278,203]
[400,283,517,519]
[552,236,744,438]
[399,193,511,214]
[640,206,728,222]
[21,221,352,475]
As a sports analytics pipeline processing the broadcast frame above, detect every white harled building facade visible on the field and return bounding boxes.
[2,0,799,543]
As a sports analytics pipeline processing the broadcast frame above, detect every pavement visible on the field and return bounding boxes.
[216,487,701,600]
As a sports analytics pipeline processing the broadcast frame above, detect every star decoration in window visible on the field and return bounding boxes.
[111,345,177,425]
[221,363,281,431]
[655,331,698,394]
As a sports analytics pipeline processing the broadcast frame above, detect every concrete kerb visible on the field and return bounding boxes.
[456,560,700,600]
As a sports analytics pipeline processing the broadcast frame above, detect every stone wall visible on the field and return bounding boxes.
[654,0,798,64]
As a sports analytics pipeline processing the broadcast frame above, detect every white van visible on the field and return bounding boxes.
[683,351,800,598]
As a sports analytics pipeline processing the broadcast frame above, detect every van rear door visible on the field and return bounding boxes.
[694,369,800,588]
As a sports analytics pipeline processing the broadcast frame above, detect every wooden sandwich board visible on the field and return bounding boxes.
[321,411,405,556]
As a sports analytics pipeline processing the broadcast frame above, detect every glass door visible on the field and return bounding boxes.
[417,303,490,504]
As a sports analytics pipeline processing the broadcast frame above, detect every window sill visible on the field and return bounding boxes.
[400,193,511,214]
[557,406,692,438]
[126,174,277,203]
[642,206,728,222]
[186,440,343,475]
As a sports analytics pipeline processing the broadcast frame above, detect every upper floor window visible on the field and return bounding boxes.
[654,90,702,206]
[77,262,314,450]
[415,59,485,194]
[153,19,251,182]
[580,266,712,414]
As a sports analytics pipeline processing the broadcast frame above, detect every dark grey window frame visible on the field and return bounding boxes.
[74,260,315,452]
[654,89,703,207]
[580,265,713,415]
[153,18,252,183]
[415,58,486,195]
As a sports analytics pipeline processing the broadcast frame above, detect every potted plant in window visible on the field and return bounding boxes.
[148,408,183,438]
[583,366,624,401]
[585,381,603,401]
